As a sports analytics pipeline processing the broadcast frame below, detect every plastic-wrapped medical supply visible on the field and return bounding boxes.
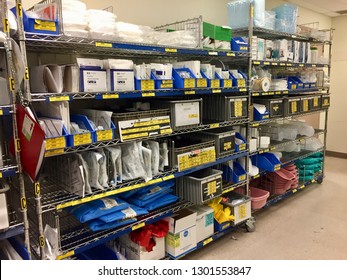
[159,142,169,172]
[153,30,198,48]
[61,0,88,37]
[264,10,276,30]
[86,9,117,40]
[141,145,153,181]
[105,146,122,185]
[76,153,92,194]
[121,142,148,181]
[143,141,160,175]
[115,22,153,43]
[44,225,60,260]
[227,0,265,29]
[273,4,298,34]
[82,151,105,190]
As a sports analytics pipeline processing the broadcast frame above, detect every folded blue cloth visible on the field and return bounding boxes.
[69,196,129,223]
[142,194,179,211]
[119,188,141,199]
[88,218,136,232]
[127,188,173,207]
[97,204,148,223]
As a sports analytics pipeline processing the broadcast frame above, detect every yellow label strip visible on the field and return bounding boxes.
[57,251,75,260]
[95,42,112,48]
[132,222,145,231]
[49,96,70,102]
[165,48,177,53]
[203,237,213,246]
[103,94,119,99]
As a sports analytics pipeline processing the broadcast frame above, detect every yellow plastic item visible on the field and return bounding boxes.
[208,197,235,223]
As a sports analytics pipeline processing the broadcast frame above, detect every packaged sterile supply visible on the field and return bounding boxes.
[69,196,130,223]
[105,146,122,185]
[121,142,148,181]
[159,142,169,172]
[76,58,107,92]
[82,151,105,190]
[143,141,160,175]
[104,59,135,92]
[227,0,265,29]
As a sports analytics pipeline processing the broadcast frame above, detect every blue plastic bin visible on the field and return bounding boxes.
[230,71,247,88]
[235,132,247,152]
[214,219,231,232]
[172,68,197,89]
[215,73,233,88]
[11,7,60,35]
[253,106,270,121]
[68,115,94,147]
[231,37,248,52]
[221,161,247,183]
[76,244,119,260]
[150,73,173,90]
[251,153,281,172]
[288,76,304,89]
[134,78,155,91]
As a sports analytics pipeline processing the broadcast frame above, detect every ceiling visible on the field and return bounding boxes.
[288,0,347,17]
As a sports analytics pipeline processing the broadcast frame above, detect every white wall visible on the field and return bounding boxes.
[326,15,347,153]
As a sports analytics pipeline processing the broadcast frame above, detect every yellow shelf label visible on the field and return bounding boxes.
[165,48,177,53]
[34,19,57,32]
[103,94,119,99]
[264,62,270,65]
[262,92,269,96]
[270,147,276,151]
[239,175,246,181]
[57,251,75,260]
[253,61,260,65]
[239,204,248,219]
[222,187,235,194]
[227,52,235,57]
[268,92,274,95]
[212,89,222,93]
[299,64,304,67]
[275,91,281,95]
[122,132,148,140]
[163,174,175,181]
[311,179,316,183]
[96,129,113,141]
[74,133,92,146]
[239,88,247,92]
[46,137,66,150]
[160,128,173,135]
[208,51,218,56]
[210,123,220,129]
[0,173,2,179]
[292,189,297,193]
[141,80,155,90]
[223,79,232,88]
[253,174,260,179]
[184,78,195,88]
[184,90,195,95]
[0,110,3,116]
[251,123,260,127]
[287,63,293,67]
[299,185,305,189]
[197,78,207,88]
[49,96,70,102]
[211,80,220,88]
[252,93,260,96]
[203,237,213,246]
[312,64,317,67]
[142,92,155,97]
[95,42,113,48]
[132,222,145,231]
[45,149,65,157]
[283,91,289,94]
[272,62,278,66]
[280,63,286,66]
[274,165,281,171]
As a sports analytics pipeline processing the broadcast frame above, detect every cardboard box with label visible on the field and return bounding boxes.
[119,234,165,260]
[188,205,214,243]
[165,209,197,258]
[107,69,135,91]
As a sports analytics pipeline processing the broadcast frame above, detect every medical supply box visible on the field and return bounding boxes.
[165,209,197,258]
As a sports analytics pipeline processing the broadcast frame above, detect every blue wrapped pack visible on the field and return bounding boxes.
[88,218,137,232]
[119,188,141,199]
[69,196,129,223]
[127,188,173,207]
[98,204,148,223]
[143,194,179,211]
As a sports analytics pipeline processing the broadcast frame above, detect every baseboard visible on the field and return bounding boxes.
[326,151,347,159]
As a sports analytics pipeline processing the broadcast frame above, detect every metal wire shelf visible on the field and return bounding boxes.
[249,109,328,127]
[233,27,331,44]
[251,148,324,180]
[0,210,24,240]
[249,129,325,156]
[252,87,329,97]
[44,118,249,158]
[23,33,250,60]
[45,200,193,259]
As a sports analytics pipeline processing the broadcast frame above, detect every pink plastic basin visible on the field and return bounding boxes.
[249,187,270,210]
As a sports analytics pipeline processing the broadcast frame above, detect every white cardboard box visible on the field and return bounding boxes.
[174,100,201,128]
[165,209,197,258]
[188,205,214,243]
[80,68,107,92]
[119,234,165,260]
[107,69,135,91]
[0,193,9,230]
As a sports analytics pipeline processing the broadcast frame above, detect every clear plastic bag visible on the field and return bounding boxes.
[82,151,104,190]
[144,141,160,176]
[121,142,147,181]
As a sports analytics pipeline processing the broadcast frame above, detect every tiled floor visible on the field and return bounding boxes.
[183,156,347,260]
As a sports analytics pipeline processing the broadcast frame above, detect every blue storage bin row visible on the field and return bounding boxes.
[45,114,116,151]
[172,68,247,90]
[251,153,281,172]
[235,132,247,152]
[219,160,247,184]
[231,37,248,52]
